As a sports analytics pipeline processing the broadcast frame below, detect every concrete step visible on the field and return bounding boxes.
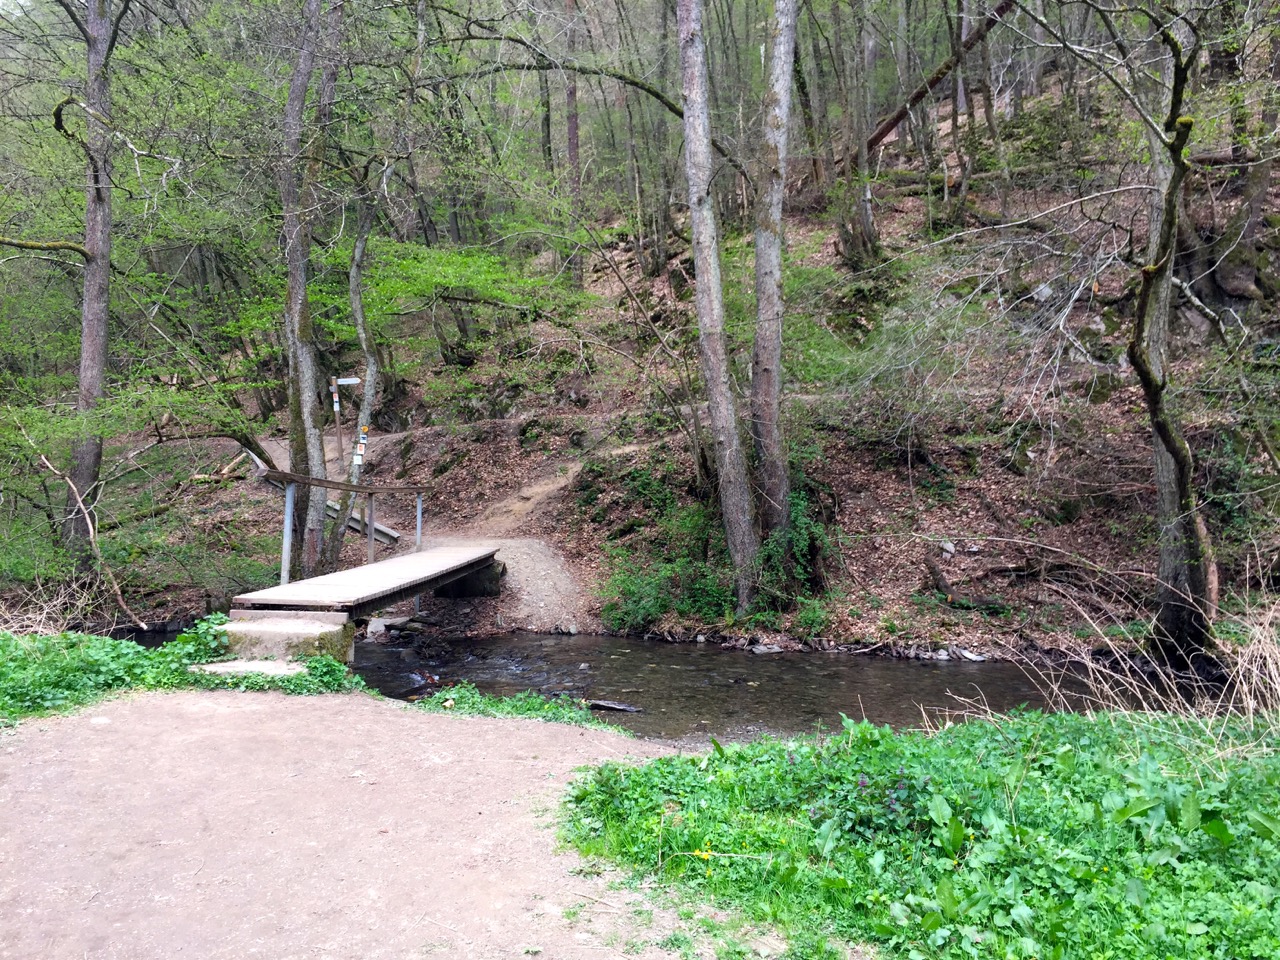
[217,617,354,663]
[230,608,349,625]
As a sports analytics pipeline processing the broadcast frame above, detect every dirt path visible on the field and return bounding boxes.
[413,441,658,636]
[0,691,677,960]
[423,535,597,634]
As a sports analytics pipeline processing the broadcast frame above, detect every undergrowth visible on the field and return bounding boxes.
[563,710,1280,960]
[0,614,364,723]
[414,680,619,730]
[600,489,833,635]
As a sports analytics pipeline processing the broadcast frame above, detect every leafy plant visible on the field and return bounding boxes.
[564,710,1280,960]
[414,681,616,729]
[0,614,363,722]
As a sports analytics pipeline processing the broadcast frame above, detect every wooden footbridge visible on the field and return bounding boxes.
[233,546,500,619]
[221,461,501,662]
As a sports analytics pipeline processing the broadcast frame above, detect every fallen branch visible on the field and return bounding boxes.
[923,556,1011,614]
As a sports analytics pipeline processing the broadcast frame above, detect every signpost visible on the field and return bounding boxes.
[354,424,368,467]
[329,376,363,473]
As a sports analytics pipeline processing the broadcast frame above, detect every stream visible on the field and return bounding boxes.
[355,633,1071,742]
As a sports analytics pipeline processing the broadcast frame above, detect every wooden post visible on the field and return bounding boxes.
[281,481,296,585]
[366,493,375,564]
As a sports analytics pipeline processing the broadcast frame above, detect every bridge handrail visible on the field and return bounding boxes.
[254,466,431,496]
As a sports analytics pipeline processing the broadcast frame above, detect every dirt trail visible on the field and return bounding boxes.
[0,691,676,960]
[416,441,657,635]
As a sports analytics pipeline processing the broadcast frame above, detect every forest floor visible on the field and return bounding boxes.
[0,689,741,960]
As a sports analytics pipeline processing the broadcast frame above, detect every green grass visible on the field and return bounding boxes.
[563,710,1280,960]
[414,681,620,730]
[0,614,364,723]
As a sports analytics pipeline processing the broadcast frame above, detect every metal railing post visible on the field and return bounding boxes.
[414,493,424,616]
[281,482,296,585]
[366,493,376,564]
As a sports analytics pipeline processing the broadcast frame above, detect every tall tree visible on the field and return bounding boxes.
[749,0,799,539]
[278,0,330,575]
[678,0,760,610]
[53,0,133,559]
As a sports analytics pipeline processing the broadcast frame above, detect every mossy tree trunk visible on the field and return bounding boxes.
[1127,25,1219,667]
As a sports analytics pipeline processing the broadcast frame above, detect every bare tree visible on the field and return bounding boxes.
[1024,0,1219,664]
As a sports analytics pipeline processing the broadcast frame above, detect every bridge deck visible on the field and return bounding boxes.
[233,546,499,617]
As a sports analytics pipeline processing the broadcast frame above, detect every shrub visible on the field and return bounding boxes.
[414,681,615,729]
[601,556,735,632]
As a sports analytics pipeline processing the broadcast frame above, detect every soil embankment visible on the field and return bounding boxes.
[0,691,673,959]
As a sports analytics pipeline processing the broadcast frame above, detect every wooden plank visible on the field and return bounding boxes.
[233,546,499,611]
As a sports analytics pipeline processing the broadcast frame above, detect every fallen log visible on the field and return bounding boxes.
[923,557,1011,614]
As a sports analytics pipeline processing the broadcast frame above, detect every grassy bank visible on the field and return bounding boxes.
[0,615,364,723]
[563,710,1280,960]
[414,680,618,730]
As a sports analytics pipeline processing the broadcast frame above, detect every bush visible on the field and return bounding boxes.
[601,556,735,632]
[755,491,832,610]
[564,710,1280,960]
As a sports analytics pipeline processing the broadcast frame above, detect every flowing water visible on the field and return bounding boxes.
[355,632,1069,743]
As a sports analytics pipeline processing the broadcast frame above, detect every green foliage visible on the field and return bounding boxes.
[790,597,831,640]
[596,452,839,635]
[0,615,363,722]
[564,711,1280,960]
[413,681,616,730]
[755,492,832,611]
[601,554,736,632]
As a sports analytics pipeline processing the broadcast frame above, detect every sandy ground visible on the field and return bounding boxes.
[0,690,682,960]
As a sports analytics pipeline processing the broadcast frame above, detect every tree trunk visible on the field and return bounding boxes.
[565,0,584,285]
[678,0,760,612]
[540,67,554,173]
[1129,32,1218,666]
[835,0,879,264]
[858,0,1015,166]
[62,0,117,560]
[319,174,382,572]
[278,0,329,576]
[751,0,798,540]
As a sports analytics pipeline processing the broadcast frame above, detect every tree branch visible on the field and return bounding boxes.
[51,0,90,44]
[0,235,90,260]
[106,0,133,58]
